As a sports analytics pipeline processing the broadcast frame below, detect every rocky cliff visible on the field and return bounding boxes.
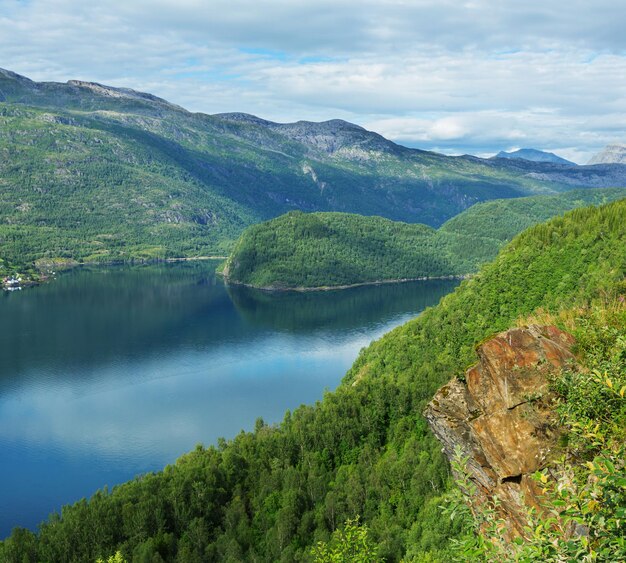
[424,325,576,537]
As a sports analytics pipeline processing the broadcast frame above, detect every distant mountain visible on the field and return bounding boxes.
[587,143,626,165]
[2,67,626,275]
[494,148,575,165]
[223,188,626,289]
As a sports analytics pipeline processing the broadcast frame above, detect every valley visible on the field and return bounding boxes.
[3,68,626,286]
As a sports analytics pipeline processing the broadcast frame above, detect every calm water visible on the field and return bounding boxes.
[0,262,458,537]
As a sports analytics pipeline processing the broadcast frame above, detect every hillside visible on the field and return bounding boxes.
[2,200,625,562]
[2,68,626,279]
[494,148,575,165]
[222,212,451,289]
[223,188,626,289]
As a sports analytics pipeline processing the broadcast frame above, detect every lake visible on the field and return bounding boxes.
[0,262,458,538]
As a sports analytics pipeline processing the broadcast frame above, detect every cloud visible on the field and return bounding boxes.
[0,0,625,161]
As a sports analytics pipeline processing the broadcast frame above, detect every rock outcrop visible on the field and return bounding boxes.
[588,143,626,165]
[424,325,576,536]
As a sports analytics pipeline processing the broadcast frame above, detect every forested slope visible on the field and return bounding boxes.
[2,201,625,562]
[223,188,626,289]
[223,212,451,288]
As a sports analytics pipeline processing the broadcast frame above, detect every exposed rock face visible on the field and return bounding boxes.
[214,112,406,158]
[424,325,576,536]
[588,143,626,165]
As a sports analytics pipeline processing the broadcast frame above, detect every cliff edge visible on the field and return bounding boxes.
[424,325,576,536]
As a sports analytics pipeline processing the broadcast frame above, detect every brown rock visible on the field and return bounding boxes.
[424,325,575,537]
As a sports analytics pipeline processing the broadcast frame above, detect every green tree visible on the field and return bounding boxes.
[312,517,380,563]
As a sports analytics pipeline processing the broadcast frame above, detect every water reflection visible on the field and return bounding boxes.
[0,262,458,536]
[226,279,457,333]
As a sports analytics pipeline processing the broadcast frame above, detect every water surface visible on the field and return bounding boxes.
[0,262,458,537]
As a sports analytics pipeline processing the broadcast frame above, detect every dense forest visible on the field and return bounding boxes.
[223,189,626,288]
[2,199,625,562]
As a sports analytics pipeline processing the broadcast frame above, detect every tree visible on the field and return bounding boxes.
[312,517,381,562]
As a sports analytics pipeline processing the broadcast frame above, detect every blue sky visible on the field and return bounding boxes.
[1,0,625,162]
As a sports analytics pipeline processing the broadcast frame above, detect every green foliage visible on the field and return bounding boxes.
[2,200,626,562]
[439,448,503,562]
[97,551,128,563]
[311,517,380,562]
[224,190,626,289]
[224,211,453,288]
[446,301,626,562]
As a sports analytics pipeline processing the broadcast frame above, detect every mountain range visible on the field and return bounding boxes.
[2,67,626,273]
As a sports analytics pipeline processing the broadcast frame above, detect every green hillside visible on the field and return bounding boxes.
[223,212,450,288]
[223,188,626,289]
[2,68,626,281]
[2,200,625,562]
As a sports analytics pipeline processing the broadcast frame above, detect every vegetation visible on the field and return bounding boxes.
[223,189,626,288]
[1,200,625,562]
[447,300,626,561]
[97,553,128,563]
[223,211,453,288]
[311,518,379,562]
[1,68,623,281]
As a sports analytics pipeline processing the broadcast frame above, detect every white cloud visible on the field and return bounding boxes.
[0,0,625,161]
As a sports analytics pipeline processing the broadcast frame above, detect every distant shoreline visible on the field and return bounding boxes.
[2,256,228,291]
[163,256,228,262]
[221,273,470,293]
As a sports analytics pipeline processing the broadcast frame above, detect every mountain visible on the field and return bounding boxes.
[222,188,626,289]
[494,148,575,165]
[587,143,626,164]
[2,68,626,278]
[2,199,625,562]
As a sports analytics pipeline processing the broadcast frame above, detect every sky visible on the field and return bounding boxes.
[1,0,625,163]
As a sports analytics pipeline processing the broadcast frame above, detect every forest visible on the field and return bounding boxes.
[223,188,626,289]
[1,199,625,562]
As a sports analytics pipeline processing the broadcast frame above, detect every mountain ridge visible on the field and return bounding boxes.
[2,67,626,279]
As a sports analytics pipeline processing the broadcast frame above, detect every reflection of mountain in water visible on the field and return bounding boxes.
[226,279,459,333]
[0,263,458,391]
[0,262,461,538]
[0,262,238,382]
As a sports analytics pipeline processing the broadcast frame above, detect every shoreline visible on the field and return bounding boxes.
[163,256,228,262]
[222,273,471,293]
[2,255,228,291]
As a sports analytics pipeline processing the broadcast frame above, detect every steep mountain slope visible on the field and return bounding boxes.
[222,188,626,289]
[494,148,575,165]
[2,200,625,562]
[2,68,626,278]
[587,143,626,164]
